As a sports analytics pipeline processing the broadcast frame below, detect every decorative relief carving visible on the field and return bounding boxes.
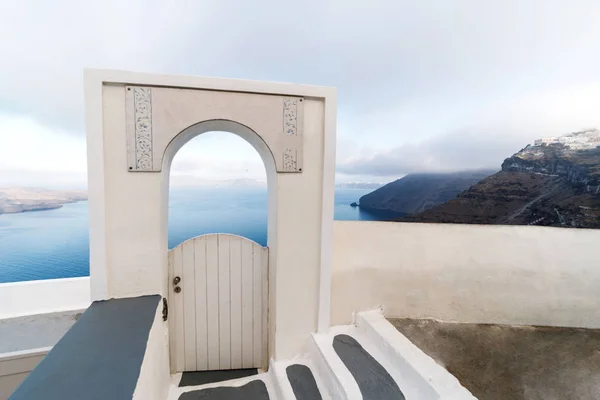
[133,87,153,170]
[283,98,298,136]
[279,96,303,172]
[283,148,297,172]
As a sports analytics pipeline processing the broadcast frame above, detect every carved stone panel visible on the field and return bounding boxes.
[126,86,157,171]
[283,98,299,136]
[279,97,303,173]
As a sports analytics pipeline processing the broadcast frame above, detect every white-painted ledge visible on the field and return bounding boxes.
[0,277,91,319]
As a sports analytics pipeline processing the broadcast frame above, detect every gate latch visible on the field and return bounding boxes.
[173,276,182,293]
[173,276,181,285]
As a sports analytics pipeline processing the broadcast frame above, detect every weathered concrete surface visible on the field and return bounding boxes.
[0,310,82,353]
[390,318,600,400]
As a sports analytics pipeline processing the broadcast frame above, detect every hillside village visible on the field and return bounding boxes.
[533,128,600,149]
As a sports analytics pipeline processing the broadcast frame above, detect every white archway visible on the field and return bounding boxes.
[85,69,337,361]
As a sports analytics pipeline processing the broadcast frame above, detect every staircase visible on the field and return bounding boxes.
[168,310,477,399]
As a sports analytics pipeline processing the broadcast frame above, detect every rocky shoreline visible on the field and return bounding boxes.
[0,188,88,215]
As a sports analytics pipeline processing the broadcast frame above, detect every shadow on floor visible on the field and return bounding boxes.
[179,380,268,400]
[390,318,600,400]
[179,369,258,387]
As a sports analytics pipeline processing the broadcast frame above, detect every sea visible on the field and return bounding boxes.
[0,188,389,283]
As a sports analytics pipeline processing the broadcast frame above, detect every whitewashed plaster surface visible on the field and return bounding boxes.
[132,301,170,400]
[85,69,337,361]
[332,221,600,328]
[0,278,90,319]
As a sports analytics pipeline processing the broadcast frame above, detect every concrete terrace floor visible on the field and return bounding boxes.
[390,318,600,400]
[0,310,82,353]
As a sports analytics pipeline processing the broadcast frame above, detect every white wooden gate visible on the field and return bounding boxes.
[168,234,268,372]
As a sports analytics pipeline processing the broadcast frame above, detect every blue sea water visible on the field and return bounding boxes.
[0,188,386,283]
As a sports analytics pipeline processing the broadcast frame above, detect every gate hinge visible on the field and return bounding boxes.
[162,298,168,321]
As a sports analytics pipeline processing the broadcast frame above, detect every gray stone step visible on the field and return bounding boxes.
[333,334,405,400]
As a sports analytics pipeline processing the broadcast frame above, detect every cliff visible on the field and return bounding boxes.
[401,144,600,228]
[0,188,87,214]
[357,170,495,215]
[502,144,600,186]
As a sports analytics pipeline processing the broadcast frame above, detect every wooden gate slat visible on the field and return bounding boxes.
[252,245,263,368]
[241,239,254,368]
[229,236,243,369]
[182,241,197,371]
[194,237,208,371]
[218,235,231,369]
[168,251,176,372]
[205,235,220,370]
[173,246,185,372]
[261,247,269,369]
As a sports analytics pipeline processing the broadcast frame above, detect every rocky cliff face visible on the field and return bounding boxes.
[501,144,600,187]
[400,144,600,228]
[358,170,495,215]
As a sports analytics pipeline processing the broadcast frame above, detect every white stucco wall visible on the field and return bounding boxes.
[332,221,600,328]
[0,278,90,319]
[132,302,170,400]
[85,70,337,361]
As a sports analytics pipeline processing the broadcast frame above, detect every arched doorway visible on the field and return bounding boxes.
[166,130,270,372]
[85,71,336,369]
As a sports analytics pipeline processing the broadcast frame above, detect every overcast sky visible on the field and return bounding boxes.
[0,0,599,188]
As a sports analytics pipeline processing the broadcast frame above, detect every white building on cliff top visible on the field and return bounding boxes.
[534,128,600,149]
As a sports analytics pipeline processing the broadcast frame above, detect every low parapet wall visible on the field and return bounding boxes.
[9,295,166,400]
[0,278,90,319]
[0,348,50,400]
[331,221,600,328]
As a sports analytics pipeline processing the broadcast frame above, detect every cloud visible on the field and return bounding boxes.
[1,0,599,134]
[0,168,87,189]
[170,131,266,180]
[0,114,87,187]
[337,128,513,177]
[1,0,600,185]
[338,81,600,178]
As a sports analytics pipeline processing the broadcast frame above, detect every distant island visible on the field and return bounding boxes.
[356,128,600,228]
[0,188,87,214]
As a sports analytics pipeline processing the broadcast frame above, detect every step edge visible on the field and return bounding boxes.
[308,332,362,400]
[269,359,297,400]
[355,310,478,399]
